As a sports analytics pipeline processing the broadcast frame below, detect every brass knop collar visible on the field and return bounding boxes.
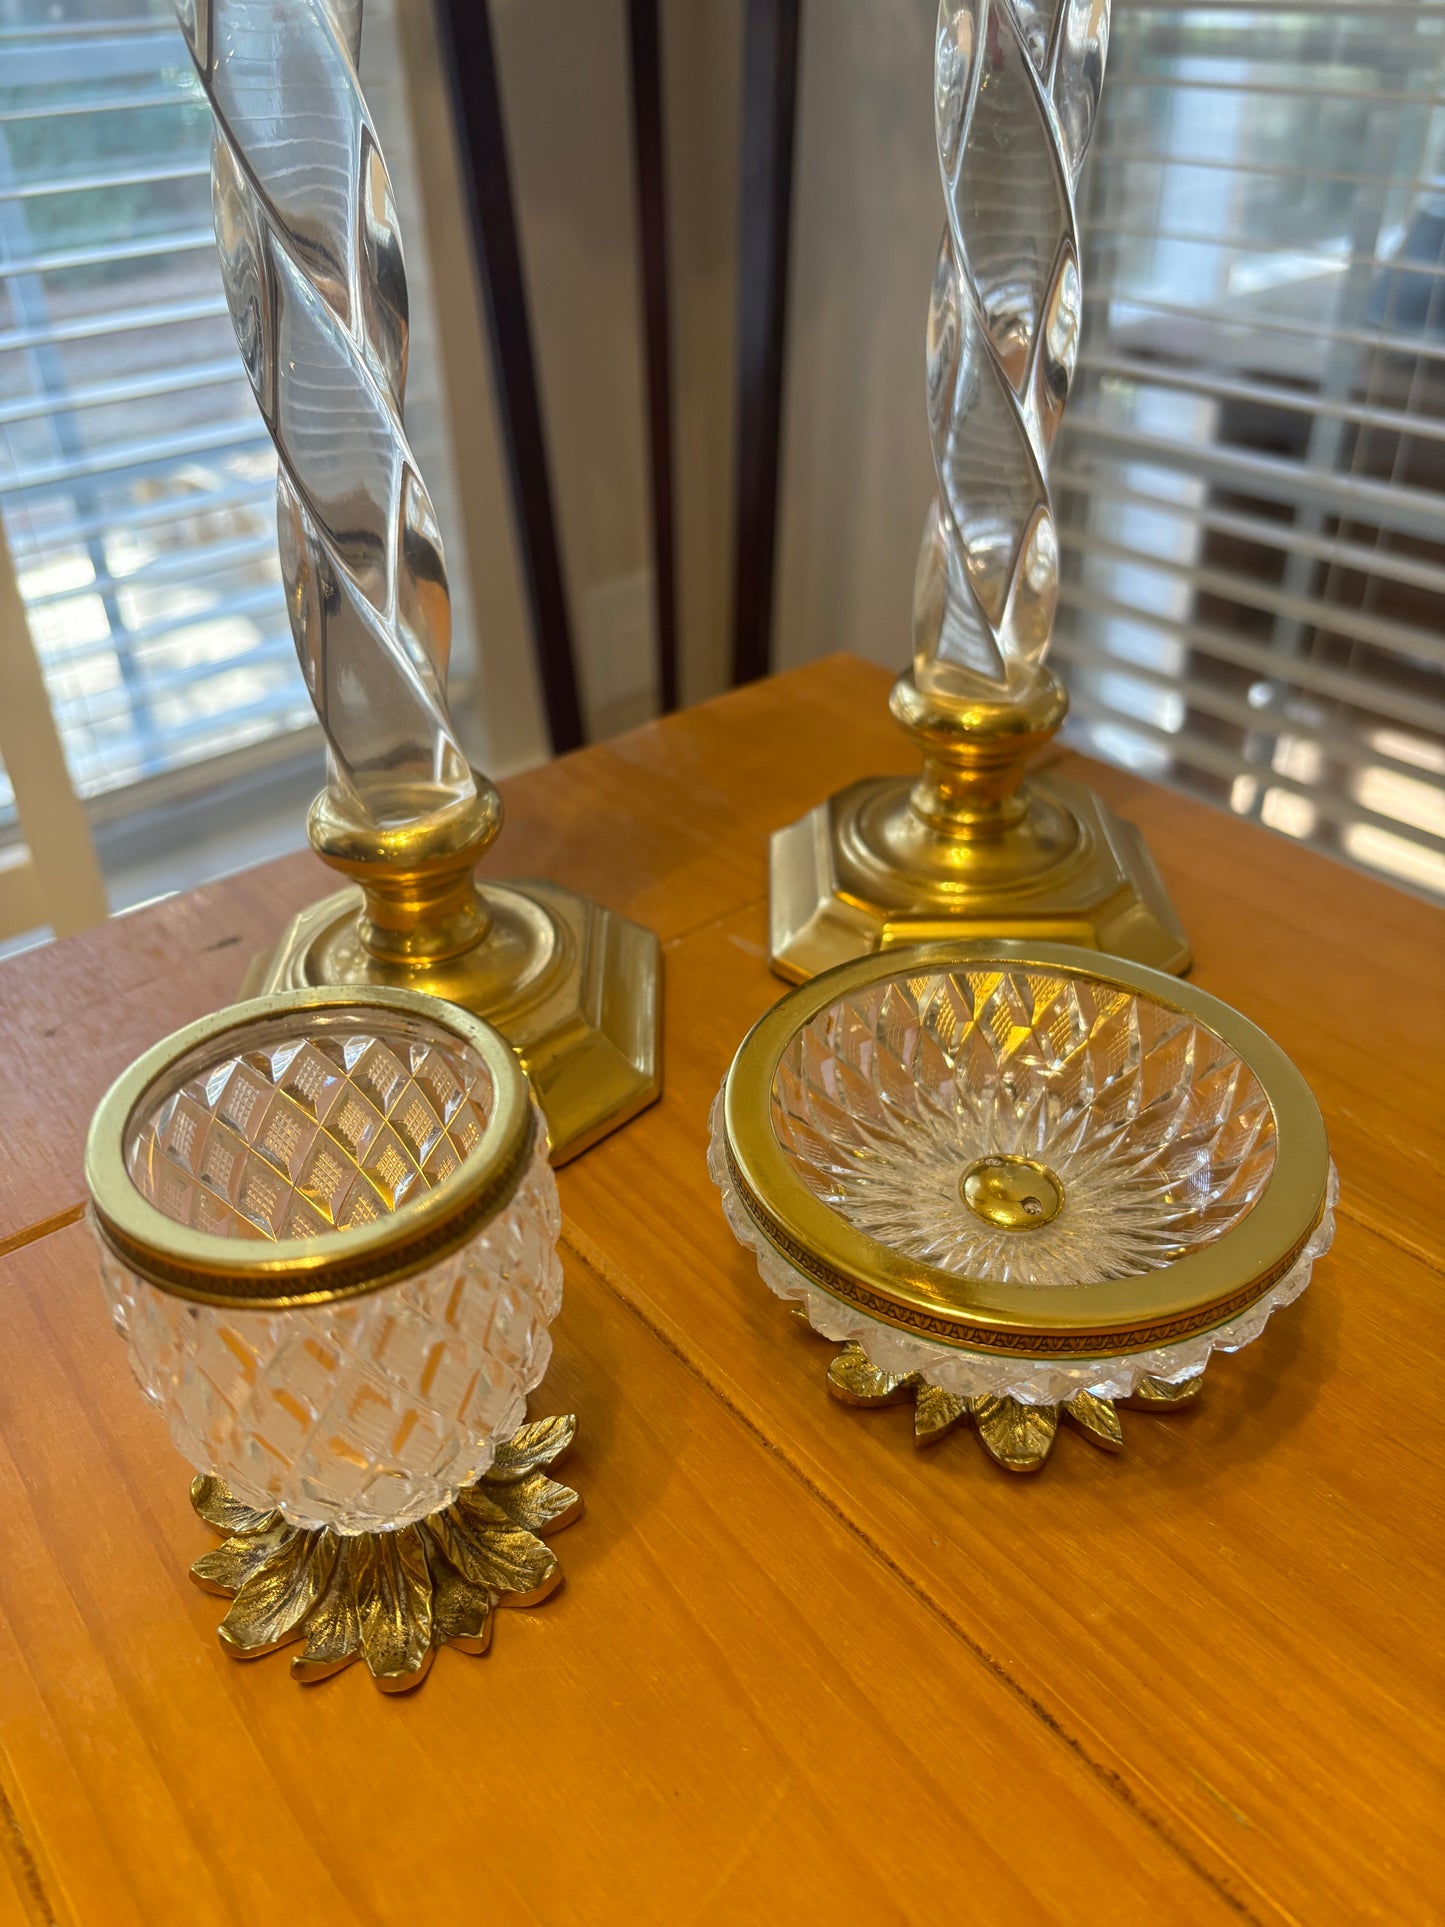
[308,772,504,967]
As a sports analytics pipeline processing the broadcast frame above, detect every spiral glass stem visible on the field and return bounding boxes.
[914,0,1110,701]
[176,0,476,829]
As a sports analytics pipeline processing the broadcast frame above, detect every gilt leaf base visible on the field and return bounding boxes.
[189,1415,581,1691]
[824,1342,1201,1474]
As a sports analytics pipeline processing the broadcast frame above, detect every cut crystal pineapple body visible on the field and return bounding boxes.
[97,1012,562,1534]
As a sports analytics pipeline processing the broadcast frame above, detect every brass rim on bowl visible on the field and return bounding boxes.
[722,941,1331,1360]
[85,987,535,1311]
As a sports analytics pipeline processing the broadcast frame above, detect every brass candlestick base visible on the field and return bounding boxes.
[189,1415,580,1693]
[825,1341,1201,1474]
[250,773,661,1164]
[769,670,1190,983]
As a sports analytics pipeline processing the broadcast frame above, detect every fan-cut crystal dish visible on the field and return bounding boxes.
[86,988,561,1534]
[712,943,1334,1407]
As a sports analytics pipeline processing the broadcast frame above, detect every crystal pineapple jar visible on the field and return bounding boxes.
[712,942,1336,1470]
[86,987,562,1535]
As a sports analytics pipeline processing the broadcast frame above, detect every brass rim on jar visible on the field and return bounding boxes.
[85,986,536,1311]
[722,941,1331,1360]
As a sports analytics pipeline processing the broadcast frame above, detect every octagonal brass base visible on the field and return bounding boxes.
[770,768,1191,983]
[248,875,660,1166]
[768,666,1190,984]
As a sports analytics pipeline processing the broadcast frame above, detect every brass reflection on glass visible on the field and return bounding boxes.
[87,987,581,1690]
[769,2,1191,983]
[176,0,660,1162]
[712,943,1335,1473]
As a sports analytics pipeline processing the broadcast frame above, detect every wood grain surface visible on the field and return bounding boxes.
[0,656,1439,1925]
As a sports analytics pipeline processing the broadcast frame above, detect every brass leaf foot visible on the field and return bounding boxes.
[822,1342,1201,1474]
[972,1394,1059,1472]
[824,1346,919,1407]
[1118,1375,1204,1413]
[913,1383,969,1443]
[1063,1390,1125,1452]
[189,1415,581,1691]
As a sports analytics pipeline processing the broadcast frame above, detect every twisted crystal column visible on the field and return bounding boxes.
[178,1,663,1162]
[176,0,475,827]
[914,0,1109,700]
[767,0,1189,982]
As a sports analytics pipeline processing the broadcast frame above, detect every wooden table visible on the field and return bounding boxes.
[0,656,1439,1926]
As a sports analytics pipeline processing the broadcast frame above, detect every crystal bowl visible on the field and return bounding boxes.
[86,987,562,1534]
[711,943,1334,1454]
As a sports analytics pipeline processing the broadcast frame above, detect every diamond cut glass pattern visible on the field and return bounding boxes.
[709,954,1335,1406]
[126,1027,495,1241]
[98,1014,562,1534]
[770,968,1277,1289]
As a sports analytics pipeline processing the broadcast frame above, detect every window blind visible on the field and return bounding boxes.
[0,0,470,838]
[1056,0,1445,900]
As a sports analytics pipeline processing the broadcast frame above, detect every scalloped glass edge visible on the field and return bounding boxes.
[708,1088,1338,1405]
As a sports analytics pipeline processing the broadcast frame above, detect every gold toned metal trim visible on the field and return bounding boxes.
[960,1153,1064,1229]
[724,941,1330,1359]
[250,874,662,1168]
[821,1340,1201,1472]
[189,1413,581,1690]
[767,676,1193,985]
[85,986,534,1310]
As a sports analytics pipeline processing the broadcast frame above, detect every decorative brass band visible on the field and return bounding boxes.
[725,1137,1318,1358]
[723,941,1331,1359]
[86,987,535,1311]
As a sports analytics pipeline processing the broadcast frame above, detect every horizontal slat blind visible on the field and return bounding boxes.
[1057,0,1445,899]
[0,5,299,825]
[0,0,472,836]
